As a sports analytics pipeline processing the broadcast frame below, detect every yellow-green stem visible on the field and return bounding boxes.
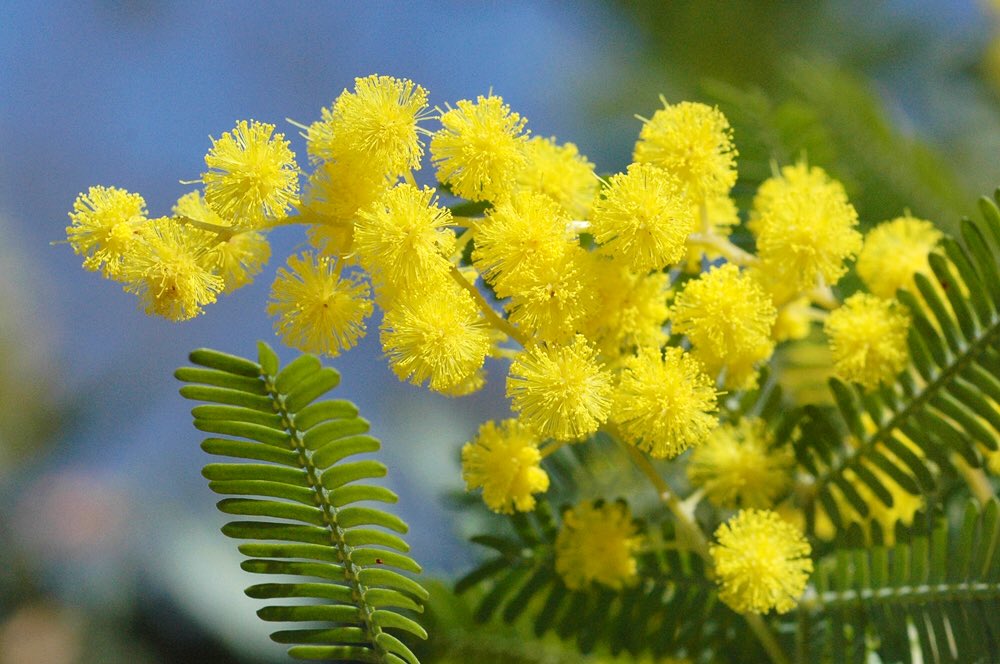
[612,430,791,664]
[687,232,759,267]
[449,265,528,346]
[954,455,995,504]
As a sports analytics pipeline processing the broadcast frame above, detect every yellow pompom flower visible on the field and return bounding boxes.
[584,259,670,356]
[461,419,549,514]
[507,336,612,442]
[750,163,861,290]
[505,249,597,344]
[472,192,573,298]
[710,509,812,615]
[687,418,794,509]
[856,215,942,298]
[202,120,300,227]
[354,184,455,292]
[66,185,148,278]
[267,253,373,357]
[771,296,813,343]
[590,163,697,272]
[516,136,598,218]
[306,75,430,176]
[825,293,910,390]
[431,94,528,202]
[633,99,738,203]
[612,346,718,459]
[554,500,642,591]
[173,191,270,292]
[299,157,390,255]
[120,217,224,321]
[380,281,491,393]
[671,263,777,389]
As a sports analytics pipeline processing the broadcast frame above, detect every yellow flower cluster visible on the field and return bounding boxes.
[66,73,931,617]
[688,418,794,509]
[710,509,813,615]
[554,500,643,591]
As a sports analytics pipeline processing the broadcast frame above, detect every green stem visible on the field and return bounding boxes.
[687,232,759,267]
[449,265,528,346]
[611,429,791,664]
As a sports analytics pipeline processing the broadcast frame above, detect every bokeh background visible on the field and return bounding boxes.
[2,1,1000,661]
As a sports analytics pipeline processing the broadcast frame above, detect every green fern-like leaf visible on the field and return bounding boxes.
[794,498,1000,664]
[177,343,428,664]
[457,499,748,662]
[802,192,1000,529]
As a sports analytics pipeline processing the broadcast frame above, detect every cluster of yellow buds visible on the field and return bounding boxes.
[66,74,942,615]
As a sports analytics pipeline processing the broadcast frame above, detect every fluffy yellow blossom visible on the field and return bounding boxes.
[590,163,696,272]
[299,157,390,255]
[671,264,777,389]
[461,419,549,514]
[505,249,597,344]
[431,94,528,202]
[507,336,612,442]
[472,192,573,298]
[173,191,270,292]
[306,75,429,176]
[687,418,794,509]
[584,259,670,356]
[380,281,490,393]
[202,120,299,226]
[120,217,224,321]
[710,509,812,615]
[516,136,598,218]
[771,296,813,343]
[612,346,718,459]
[856,215,942,298]
[750,163,861,290]
[354,184,455,292]
[267,253,373,357]
[554,500,642,591]
[633,100,738,203]
[66,185,148,278]
[825,293,910,390]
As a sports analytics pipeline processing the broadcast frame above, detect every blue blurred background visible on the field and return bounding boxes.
[2,1,999,661]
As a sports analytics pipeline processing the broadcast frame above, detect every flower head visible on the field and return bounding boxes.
[517,136,598,218]
[461,419,549,513]
[431,94,528,202]
[612,346,718,459]
[267,253,373,357]
[66,185,148,278]
[710,509,812,614]
[688,418,794,509]
[750,163,861,290]
[472,192,573,298]
[584,259,670,357]
[671,264,777,389]
[504,249,597,345]
[173,191,270,292]
[202,120,299,227]
[856,215,942,298]
[825,293,910,390]
[120,217,224,321]
[354,184,455,292]
[299,156,391,255]
[555,500,642,591]
[380,280,490,393]
[633,100,737,203]
[306,75,430,176]
[590,163,696,272]
[507,336,612,442]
